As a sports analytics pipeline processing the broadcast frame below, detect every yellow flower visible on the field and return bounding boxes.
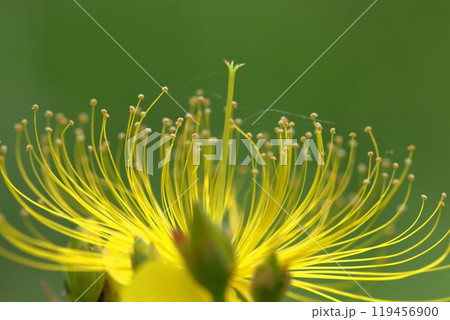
[0,60,448,301]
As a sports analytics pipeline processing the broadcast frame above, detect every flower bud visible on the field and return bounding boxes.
[251,253,290,302]
[64,237,105,302]
[174,202,235,301]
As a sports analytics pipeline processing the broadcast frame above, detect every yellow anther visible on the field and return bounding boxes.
[315,123,322,131]
[90,98,98,107]
[78,113,89,124]
[14,124,23,132]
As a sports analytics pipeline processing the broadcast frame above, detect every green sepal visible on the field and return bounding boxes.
[175,202,235,302]
[132,238,160,270]
[251,252,290,302]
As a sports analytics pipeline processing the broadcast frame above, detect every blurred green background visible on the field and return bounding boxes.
[0,0,449,301]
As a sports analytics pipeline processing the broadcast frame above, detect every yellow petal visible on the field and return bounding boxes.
[121,261,212,302]
[103,236,134,286]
